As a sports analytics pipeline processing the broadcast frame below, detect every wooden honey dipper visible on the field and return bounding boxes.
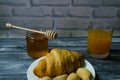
[6,23,57,40]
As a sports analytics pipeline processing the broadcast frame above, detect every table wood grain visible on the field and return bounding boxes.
[0,37,120,80]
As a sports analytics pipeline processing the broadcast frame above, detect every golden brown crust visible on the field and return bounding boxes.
[33,58,46,77]
[33,48,84,77]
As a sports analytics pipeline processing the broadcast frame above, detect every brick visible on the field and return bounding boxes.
[0,17,25,29]
[25,18,53,29]
[89,19,120,30]
[0,0,28,5]
[54,18,120,30]
[54,18,89,29]
[117,10,120,18]
[73,0,101,6]
[68,7,93,18]
[93,7,118,18]
[56,30,73,37]
[0,6,12,16]
[56,29,120,37]
[0,29,10,38]
[32,0,70,6]
[13,7,51,17]
[52,7,69,17]
[103,0,120,6]
[8,29,26,38]
[52,7,93,17]
[55,18,120,37]
[56,30,87,37]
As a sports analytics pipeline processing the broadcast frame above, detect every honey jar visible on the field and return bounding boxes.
[26,32,48,58]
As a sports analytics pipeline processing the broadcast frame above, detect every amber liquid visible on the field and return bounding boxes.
[26,32,48,58]
[88,30,112,55]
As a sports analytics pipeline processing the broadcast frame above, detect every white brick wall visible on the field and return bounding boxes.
[13,7,51,17]
[73,0,101,6]
[0,0,28,5]
[25,18,53,28]
[93,7,118,18]
[0,0,120,38]
[103,0,120,6]
[0,6,13,16]
[32,0,70,6]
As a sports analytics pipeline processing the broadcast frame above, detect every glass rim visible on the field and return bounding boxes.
[88,22,114,31]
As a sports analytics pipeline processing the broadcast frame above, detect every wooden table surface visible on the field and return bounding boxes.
[0,37,120,80]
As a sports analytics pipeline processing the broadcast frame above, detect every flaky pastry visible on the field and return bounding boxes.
[33,48,84,77]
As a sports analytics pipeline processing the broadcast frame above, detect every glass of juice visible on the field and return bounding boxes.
[87,23,114,59]
[26,32,48,58]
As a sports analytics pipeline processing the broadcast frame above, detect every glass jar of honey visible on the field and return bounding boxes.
[26,32,48,58]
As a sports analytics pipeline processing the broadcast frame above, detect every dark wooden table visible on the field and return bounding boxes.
[0,37,120,80]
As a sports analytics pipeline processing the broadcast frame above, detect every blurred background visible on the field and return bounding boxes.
[0,0,120,38]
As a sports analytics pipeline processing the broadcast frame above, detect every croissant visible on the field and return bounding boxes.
[33,48,84,77]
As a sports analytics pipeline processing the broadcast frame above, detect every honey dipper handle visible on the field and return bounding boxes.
[6,23,44,34]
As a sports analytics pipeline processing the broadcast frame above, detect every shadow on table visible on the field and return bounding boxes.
[106,50,120,61]
[95,73,100,80]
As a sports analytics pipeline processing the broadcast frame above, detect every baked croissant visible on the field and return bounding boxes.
[33,48,84,77]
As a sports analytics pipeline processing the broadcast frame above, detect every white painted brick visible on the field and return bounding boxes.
[68,7,93,17]
[52,7,93,17]
[54,18,120,30]
[0,0,29,5]
[117,10,120,18]
[25,18,53,29]
[0,6,12,16]
[90,19,120,30]
[56,30,87,37]
[0,29,26,38]
[56,30,73,37]
[0,29,10,38]
[93,7,118,18]
[0,17,25,28]
[52,7,68,17]
[32,0,70,6]
[103,0,120,6]
[73,0,101,6]
[0,0,120,37]
[54,18,90,29]
[7,29,26,38]
[56,29,120,37]
[13,7,51,17]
